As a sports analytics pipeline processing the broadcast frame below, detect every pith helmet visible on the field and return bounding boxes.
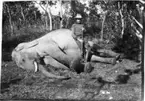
[75,14,82,19]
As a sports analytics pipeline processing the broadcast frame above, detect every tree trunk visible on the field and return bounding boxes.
[20,6,26,26]
[7,4,14,35]
[118,2,124,38]
[45,13,48,30]
[20,6,25,21]
[47,8,52,30]
[143,6,145,38]
[100,11,107,41]
[65,17,69,28]
[59,0,63,28]
[45,1,52,31]
[36,1,52,31]
[34,11,37,21]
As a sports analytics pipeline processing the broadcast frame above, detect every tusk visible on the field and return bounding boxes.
[34,61,38,72]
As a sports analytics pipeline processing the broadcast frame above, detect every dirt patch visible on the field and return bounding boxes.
[0,60,142,100]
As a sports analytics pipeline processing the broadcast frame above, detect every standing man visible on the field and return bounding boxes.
[71,14,85,59]
[70,14,94,74]
[70,14,88,73]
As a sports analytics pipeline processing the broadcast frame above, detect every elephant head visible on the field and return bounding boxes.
[12,46,39,72]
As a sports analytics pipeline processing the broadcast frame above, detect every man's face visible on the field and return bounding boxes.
[76,19,81,23]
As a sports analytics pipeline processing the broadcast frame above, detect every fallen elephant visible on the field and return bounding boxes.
[12,29,119,79]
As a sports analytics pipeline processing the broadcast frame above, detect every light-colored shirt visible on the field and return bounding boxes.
[71,24,84,36]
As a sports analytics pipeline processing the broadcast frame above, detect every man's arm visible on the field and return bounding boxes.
[71,24,77,39]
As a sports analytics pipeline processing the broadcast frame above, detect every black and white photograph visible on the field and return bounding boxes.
[0,0,144,100]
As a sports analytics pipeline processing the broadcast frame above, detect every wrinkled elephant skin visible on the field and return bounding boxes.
[12,29,82,78]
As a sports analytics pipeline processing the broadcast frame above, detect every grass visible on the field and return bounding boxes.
[0,59,142,100]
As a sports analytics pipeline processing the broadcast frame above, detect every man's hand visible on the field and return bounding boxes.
[82,27,85,31]
[84,62,94,73]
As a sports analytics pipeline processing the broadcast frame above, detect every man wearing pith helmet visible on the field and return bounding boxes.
[70,13,90,73]
[71,14,85,58]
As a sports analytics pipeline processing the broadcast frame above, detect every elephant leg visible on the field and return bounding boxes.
[97,49,119,57]
[43,56,69,70]
[91,55,116,65]
[39,64,70,79]
[37,42,71,67]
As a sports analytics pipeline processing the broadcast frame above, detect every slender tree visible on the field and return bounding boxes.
[35,1,53,30]
[5,3,14,35]
[100,10,107,41]
[118,2,124,38]
[59,0,63,28]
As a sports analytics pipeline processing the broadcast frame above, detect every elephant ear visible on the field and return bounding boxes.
[16,40,38,51]
[15,43,26,51]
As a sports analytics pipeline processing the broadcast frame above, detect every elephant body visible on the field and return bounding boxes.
[12,29,82,79]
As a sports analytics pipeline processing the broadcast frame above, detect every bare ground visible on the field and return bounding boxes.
[0,58,142,101]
